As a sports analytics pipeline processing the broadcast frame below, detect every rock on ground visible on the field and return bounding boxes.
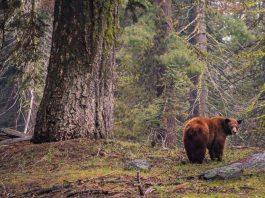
[200,166,243,180]
[125,159,152,171]
[200,151,265,180]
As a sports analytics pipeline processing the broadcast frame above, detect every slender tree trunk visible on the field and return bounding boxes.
[22,0,53,135]
[161,84,177,148]
[196,0,208,117]
[154,0,177,148]
[23,89,33,134]
[155,0,172,97]
[189,0,208,118]
[189,75,200,117]
[262,0,265,27]
[33,1,119,143]
[0,1,37,132]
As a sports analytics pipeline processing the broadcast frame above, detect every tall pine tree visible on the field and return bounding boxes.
[33,1,119,143]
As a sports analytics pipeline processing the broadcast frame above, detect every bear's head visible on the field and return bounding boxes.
[223,118,242,135]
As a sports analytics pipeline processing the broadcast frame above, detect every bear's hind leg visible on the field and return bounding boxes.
[185,144,206,163]
[184,128,207,163]
[192,147,206,163]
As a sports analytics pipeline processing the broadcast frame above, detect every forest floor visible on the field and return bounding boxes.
[0,139,265,198]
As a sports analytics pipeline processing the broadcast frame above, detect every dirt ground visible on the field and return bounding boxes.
[0,139,264,197]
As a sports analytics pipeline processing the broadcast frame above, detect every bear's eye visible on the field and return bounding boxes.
[231,125,238,129]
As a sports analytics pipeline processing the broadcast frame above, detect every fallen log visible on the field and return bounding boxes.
[0,128,32,145]
[0,128,28,138]
[0,136,32,145]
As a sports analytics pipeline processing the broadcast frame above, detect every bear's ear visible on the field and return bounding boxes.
[237,120,242,125]
[225,118,230,123]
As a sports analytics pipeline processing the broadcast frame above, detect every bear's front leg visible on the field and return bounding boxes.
[211,140,224,161]
[209,148,216,161]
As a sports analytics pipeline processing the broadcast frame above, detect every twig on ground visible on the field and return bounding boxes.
[136,171,145,196]
[67,189,117,197]
[174,183,188,191]
[18,183,71,197]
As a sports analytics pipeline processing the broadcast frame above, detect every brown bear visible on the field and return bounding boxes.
[183,116,242,163]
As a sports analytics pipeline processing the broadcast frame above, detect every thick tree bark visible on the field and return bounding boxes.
[189,0,208,118]
[33,1,119,143]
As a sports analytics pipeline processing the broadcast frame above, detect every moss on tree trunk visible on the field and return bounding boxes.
[33,0,119,143]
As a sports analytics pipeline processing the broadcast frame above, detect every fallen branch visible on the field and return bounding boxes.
[0,128,27,138]
[229,146,254,149]
[18,183,71,197]
[173,183,188,191]
[0,136,32,145]
[67,189,118,197]
[15,171,118,197]
[100,178,131,184]
[144,186,155,195]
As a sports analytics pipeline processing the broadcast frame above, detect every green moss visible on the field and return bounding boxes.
[102,0,120,47]
[0,140,264,196]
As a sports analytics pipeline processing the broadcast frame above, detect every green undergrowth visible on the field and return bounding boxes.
[0,139,264,197]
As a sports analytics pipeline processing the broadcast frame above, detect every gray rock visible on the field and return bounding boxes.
[125,159,151,171]
[200,166,243,180]
[238,152,265,171]
[200,151,265,180]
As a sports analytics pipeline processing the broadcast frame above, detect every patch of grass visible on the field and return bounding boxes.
[0,139,264,197]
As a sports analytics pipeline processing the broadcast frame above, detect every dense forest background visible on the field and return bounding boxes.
[0,0,265,147]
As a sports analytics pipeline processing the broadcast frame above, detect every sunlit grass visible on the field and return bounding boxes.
[0,139,264,197]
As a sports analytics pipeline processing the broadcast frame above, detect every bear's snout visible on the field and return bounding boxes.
[232,127,237,134]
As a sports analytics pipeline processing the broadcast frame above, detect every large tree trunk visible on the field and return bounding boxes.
[189,0,208,118]
[33,1,119,143]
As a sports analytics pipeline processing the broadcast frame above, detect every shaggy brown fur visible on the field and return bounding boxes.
[183,117,242,163]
